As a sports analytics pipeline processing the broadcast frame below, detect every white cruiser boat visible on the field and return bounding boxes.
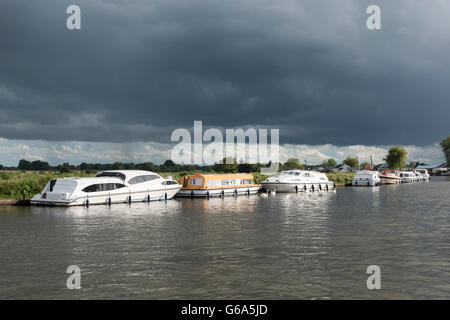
[397,171,416,183]
[31,170,181,206]
[415,169,430,181]
[352,171,381,186]
[261,170,335,192]
[413,171,423,182]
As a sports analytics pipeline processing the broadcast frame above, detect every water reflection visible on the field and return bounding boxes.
[0,179,449,299]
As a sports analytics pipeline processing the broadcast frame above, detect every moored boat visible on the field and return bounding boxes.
[379,170,402,185]
[397,171,416,183]
[178,173,261,197]
[415,169,430,181]
[261,170,335,192]
[30,170,181,206]
[413,171,423,182]
[352,171,381,186]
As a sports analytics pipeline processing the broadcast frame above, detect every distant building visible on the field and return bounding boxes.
[431,163,449,174]
[309,165,325,172]
[416,163,448,175]
[331,163,356,173]
[416,165,436,174]
[374,163,389,171]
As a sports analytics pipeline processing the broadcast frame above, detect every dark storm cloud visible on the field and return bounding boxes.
[0,0,449,145]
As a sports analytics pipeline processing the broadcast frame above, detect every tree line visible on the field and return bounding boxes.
[1,135,448,172]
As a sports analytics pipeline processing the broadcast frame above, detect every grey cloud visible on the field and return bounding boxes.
[0,0,449,145]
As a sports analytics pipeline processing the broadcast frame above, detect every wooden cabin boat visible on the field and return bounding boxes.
[178,173,261,197]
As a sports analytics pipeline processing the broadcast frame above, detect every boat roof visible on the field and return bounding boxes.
[277,170,324,174]
[180,173,254,180]
[52,170,162,184]
[355,170,378,174]
[95,170,160,179]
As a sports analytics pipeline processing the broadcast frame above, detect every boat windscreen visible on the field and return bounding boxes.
[95,172,126,180]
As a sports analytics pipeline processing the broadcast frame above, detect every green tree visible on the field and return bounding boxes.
[31,160,50,171]
[59,163,72,173]
[214,158,238,173]
[112,162,124,170]
[237,163,253,173]
[79,162,90,171]
[136,162,156,172]
[440,135,450,166]
[359,161,371,169]
[408,161,419,169]
[282,158,304,170]
[326,158,337,168]
[384,146,408,169]
[343,157,358,168]
[18,159,32,170]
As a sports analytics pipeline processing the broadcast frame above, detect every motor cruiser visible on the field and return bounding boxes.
[415,169,430,181]
[261,170,335,192]
[31,170,181,206]
[397,171,416,183]
[413,171,423,182]
[379,170,402,185]
[352,171,381,186]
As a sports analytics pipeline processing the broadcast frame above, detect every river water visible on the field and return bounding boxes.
[0,177,449,299]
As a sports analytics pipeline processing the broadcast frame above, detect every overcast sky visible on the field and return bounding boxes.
[0,0,449,165]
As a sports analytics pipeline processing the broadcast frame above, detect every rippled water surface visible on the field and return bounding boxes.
[0,177,449,299]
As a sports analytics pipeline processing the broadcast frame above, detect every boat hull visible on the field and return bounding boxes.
[177,186,261,197]
[30,186,181,206]
[380,176,402,185]
[352,180,380,186]
[261,182,335,193]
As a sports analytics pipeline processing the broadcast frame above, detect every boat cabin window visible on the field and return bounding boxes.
[294,172,300,176]
[207,180,219,187]
[303,173,310,177]
[95,172,126,180]
[189,178,203,186]
[241,179,253,184]
[82,183,126,193]
[49,179,57,192]
[128,175,160,185]
[162,181,178,185]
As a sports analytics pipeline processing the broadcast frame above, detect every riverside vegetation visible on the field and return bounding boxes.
[0,170,355,199]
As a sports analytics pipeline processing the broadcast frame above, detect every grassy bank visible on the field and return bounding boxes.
[0,171,95,199]
[326,172,355,185]
[0,170,351,199]
[0,170,270,199]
